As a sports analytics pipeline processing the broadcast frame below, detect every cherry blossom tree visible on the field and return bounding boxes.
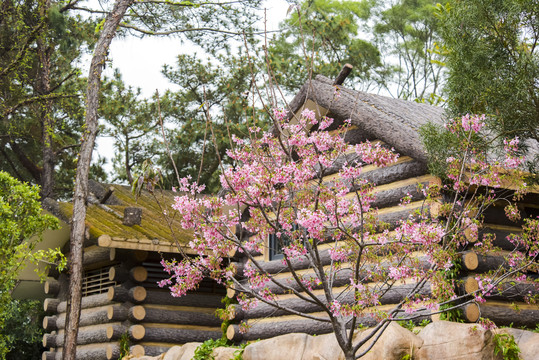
[159,106,537,359]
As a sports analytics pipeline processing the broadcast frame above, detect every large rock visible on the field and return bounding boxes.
[302,333,342,360]
[213,346,239,360]
[243,333,309,360]
[496,328,539,360]
[162,343,201,360]
[416,321,500,360]
[344,322,423,360]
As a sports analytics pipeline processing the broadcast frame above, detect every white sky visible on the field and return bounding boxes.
[93,0,290,174]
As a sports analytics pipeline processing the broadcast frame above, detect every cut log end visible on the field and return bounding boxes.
[130,305,146,321]
[131,266,148,282]
[130,345,145,357]
[43,298,60,313]
[226,287,236,299]
[464,277,479,294]
[98,234,112,247]
[130,324,145,341]
[226,324,236,341]
[464,303,480,322]
[131,286,147,302]
[106,344,120,360]
[463,252,479,271]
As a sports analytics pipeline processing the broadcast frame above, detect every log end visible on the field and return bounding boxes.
[130,345,145,357]
[133,250,149,262]
[107,287,115,302]
[464,303,480,323]
[464,277,479,294]
[131,305,146,321]
[132,266,148,282]
[109,248,116,261]
[132,286,147,302]
[226,287,236,299]
[226,324,239,342]
[43,298,60,313]
[98,234,112,247]
[106,344,120,360]
[464,252,479,271]
[130,324,145,340]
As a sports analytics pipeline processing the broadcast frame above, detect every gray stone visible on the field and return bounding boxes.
[495,328,539,360]
[243,333,310,360]
[302,333,342,360]
[346,321,423,360]
[213,346,240,360]
[416,321,499,360]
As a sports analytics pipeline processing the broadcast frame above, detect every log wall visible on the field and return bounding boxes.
[42,248,225,359]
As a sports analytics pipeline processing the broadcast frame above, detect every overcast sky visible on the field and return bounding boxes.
[94,0,290,173]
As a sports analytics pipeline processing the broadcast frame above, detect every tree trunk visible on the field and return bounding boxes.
[62,1,135,359]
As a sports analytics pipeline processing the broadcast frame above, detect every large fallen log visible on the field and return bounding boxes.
[468,225,524,251]
[44,278,61,296]
[129,324,222,343]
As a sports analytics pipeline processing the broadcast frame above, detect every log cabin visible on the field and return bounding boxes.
[36,181,226,360]
[225,68,539,342]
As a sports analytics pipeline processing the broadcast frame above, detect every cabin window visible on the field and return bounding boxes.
[268,224,298,261]
[82,266,116,296]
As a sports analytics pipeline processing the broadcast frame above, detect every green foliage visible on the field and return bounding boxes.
[493,333,521,360]
[269,0,382,93]
[193,338,229,360]
[0,172,63,359]
[372,0,447,101]
[438,0,539,171]
[1,299,44,360]
[117,332,130,360]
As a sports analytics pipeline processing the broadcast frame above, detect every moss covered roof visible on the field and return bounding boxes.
[57,184,193,252]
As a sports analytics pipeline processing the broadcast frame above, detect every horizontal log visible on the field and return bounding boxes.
[231,282,432,320]
[108,265,148,283]
[106,324,127,340]
[129,305,146,322]
[57,292,110,313]
[56,305,110,330]
[132,324,222,343]
[231,254,430,298]
[106,343,120,360]
[43,323,118,348]
[43,316,57,331]
[44,298,61,313]
[109,248,149,262]
[461,251,508,273]
[128,343,177,357]
[464,301,539,328]
[44,278,61,296]
[82,246,112,269]
[144,289,224,308]
[137,306,221,326]
[469,225,524,251]
[226,317,335,342]
[42,351,56,360]
[107,285,146,303]
[106,304,128,322]
[460,276,539,302]
[44,342,114,360]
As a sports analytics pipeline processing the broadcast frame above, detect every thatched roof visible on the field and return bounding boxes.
[44,180,192,253]
[287,75,539,166]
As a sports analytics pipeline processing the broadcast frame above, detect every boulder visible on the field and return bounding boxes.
[302,333,342,360]
[416,321,500,360]
[344,322,423,360]
[243,333,309,360]
[162,343,201,360]
[495,328,539,360]
[213,346,240,360]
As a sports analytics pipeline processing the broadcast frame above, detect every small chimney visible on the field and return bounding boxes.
[123,207,142,226]
[333,63,353,86]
